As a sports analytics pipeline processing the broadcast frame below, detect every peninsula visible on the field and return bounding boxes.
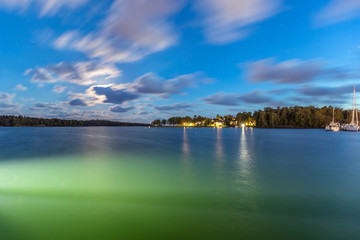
[0,116,149,127]
[152,106,357,129]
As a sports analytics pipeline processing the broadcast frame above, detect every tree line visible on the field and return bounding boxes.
[152,106,357,128]
[0,115,149,127]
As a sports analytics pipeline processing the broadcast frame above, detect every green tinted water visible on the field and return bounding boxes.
[0,127,359,239]
[0,154,252,240]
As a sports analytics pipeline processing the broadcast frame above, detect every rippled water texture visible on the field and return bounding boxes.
[0,127,359,239]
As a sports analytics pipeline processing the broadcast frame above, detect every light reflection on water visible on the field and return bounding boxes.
[181,127,192,174]
[0,127,360,240]
[239,127,250,174]
[215,127,224,162]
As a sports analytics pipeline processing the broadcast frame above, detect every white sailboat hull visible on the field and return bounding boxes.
[343,124,358,132]
[331,126,340,132]
[325,124,340,132]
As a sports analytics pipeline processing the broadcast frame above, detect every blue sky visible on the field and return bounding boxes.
[0,0,360,122]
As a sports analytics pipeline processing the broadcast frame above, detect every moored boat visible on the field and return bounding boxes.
[325,107,340,131]
[343,85,359,132]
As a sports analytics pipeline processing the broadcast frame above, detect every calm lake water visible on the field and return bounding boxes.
[0,127,359,240]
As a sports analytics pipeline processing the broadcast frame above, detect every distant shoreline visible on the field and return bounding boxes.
[0,115,150,127]
[151,106,355,129]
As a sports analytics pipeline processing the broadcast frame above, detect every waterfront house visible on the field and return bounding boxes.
[213,118,224,127]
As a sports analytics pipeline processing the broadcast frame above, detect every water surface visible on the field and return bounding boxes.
[0,127,359,239]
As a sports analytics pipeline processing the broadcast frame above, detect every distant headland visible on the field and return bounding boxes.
[0,116,149,127]
[152,106,357,129]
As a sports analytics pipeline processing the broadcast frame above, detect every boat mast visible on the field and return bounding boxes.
[355,85,359,126]
[352,85,356,125]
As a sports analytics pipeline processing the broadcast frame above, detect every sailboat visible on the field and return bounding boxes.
[325,107,340,131]
[343,85,359,132]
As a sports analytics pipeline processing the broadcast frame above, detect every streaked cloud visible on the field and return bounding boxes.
[69,99,87,107]
[14,84,27,91]
[52,85,67,93]
[26,61,121,85]
[314,0,360,27]
[239,90,272,104]
[0,0,88,17]
[110,106,135,113]
[0,92,19,111]
[244,58,348,84]
[154,103,193,111]
[290,96,347,105]
[131,72,202,96]
[68,72,206,108]
[93,86,140,105]
[0,92,14,101]
[298,84,355,97]
[201,92,241,106]
[26,106,120,121]
[194,0,282,44]
[54,0,184,63]
[68,84,113,107]
[201,90,274,106]
[0,93,20,115]
[29,102,64,111]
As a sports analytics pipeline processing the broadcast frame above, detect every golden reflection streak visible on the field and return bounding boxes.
[235,127,259,212]
[82,127,109,156]
[181,127,192,173]
[214,127,225,172]
[215,127,224,161]
[182,127,190,156]
[239,127,250,175]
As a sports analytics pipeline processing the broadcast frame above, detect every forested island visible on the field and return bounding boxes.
[152,106,356,128]
[0,115,149,127]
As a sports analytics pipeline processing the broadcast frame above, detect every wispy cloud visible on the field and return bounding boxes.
[93,86,140,105]
[0,0,88,17]
[110,106,135,113]
[29,102,64,111]
[69,99,88,107]
[201,92,241,106]
[54,0,184,63]
[131,72,203,96]
[67,85,109,107]
[154,103,193,111]
[298,84,355,97]
[0,92,19,112]
[239,90,273,104]
[244,58,348,84]
[14,84,27,91]
[26,61,121,85]
[201,90,274,106]
[52,85,67,93]
[68,72,207,108]
[314,0,360,27]
[194,0,282,44]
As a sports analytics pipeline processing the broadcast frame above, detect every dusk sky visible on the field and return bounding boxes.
[1,0,360,122]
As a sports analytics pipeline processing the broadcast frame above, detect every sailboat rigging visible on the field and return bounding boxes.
[325,107,340,132]
[343,85,359,132]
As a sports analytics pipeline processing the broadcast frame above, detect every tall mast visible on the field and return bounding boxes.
[355,85,359,125]
[352,85,355,125]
